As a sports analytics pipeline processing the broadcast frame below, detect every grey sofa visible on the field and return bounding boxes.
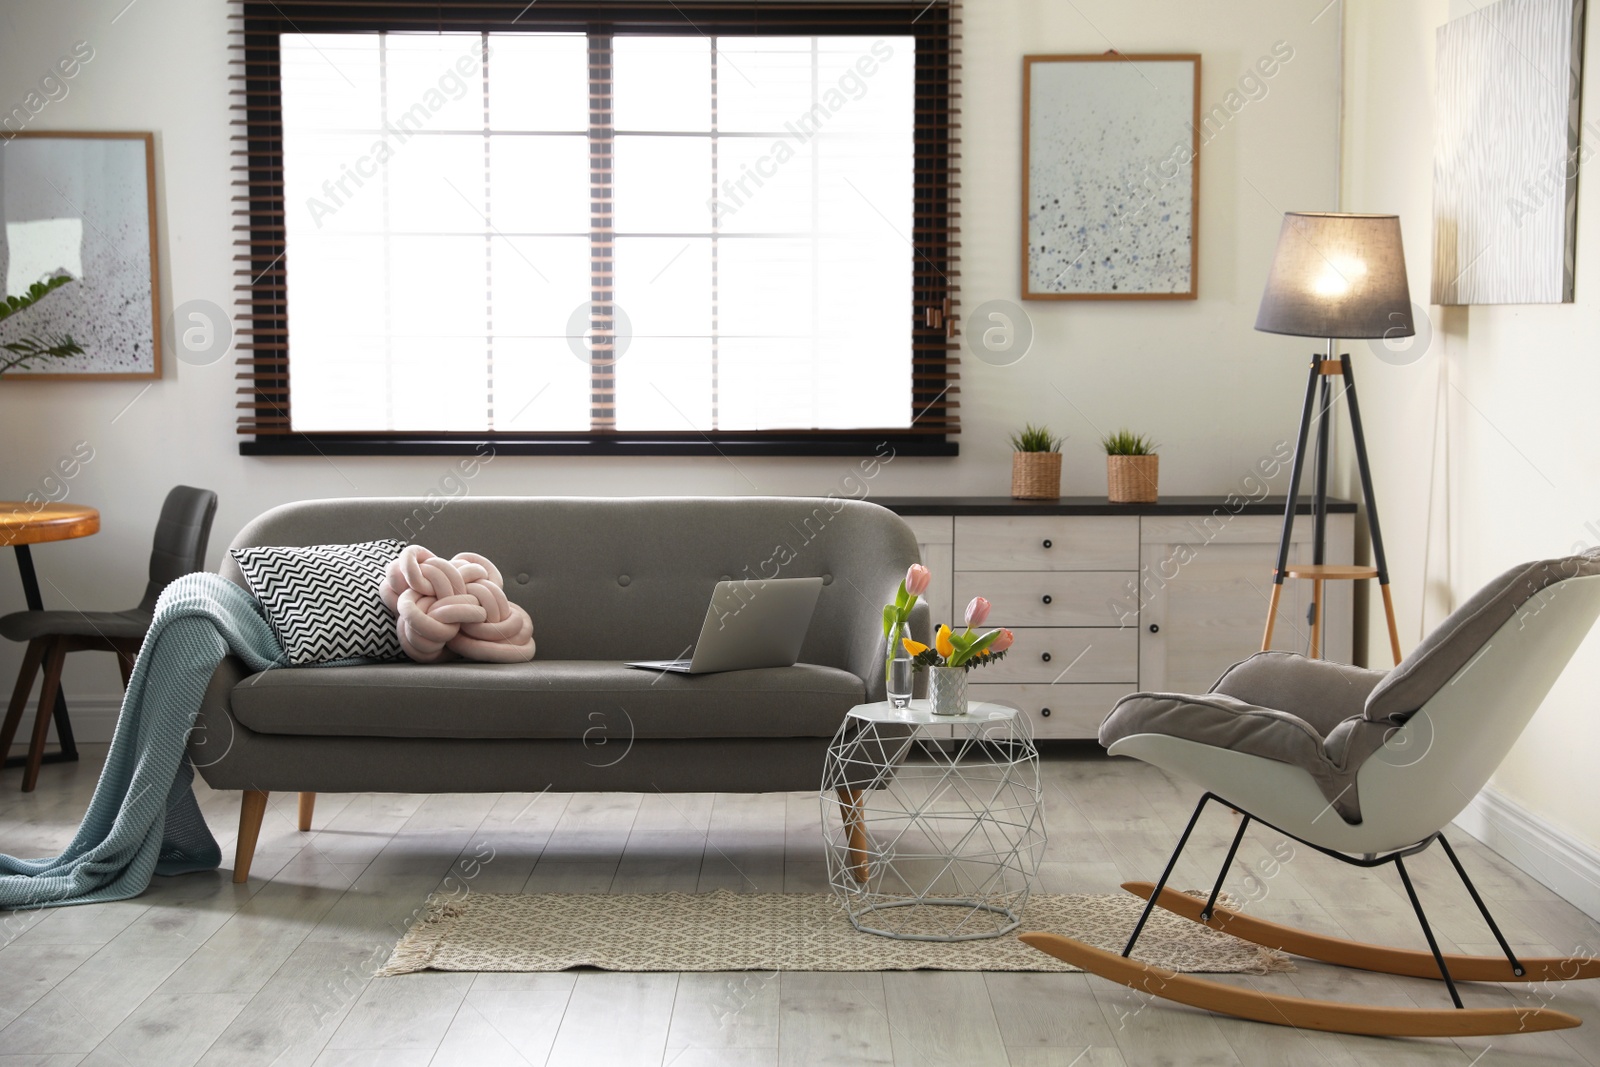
[190,496,924,881]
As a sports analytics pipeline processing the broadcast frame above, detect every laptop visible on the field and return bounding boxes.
[626,577,824,674]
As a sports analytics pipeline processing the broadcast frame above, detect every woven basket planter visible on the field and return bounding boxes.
[1011,452,1062,499]
[1107,455,1159,504]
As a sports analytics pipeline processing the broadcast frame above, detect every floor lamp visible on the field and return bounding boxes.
[1254,212,1409,665]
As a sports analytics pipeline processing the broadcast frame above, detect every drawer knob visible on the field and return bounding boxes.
[1041,652,1052,663]
[1040,707,1052,717]
[1042,538,1054,549]
[1149,624,1160,634]
[1041,594,1053,605]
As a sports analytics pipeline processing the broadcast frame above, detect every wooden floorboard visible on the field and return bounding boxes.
[0,745,1597,1064]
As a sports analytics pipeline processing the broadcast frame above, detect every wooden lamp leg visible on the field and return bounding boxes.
[1342,356,1403,666]
[298,792,316,832]
[1263,357,1321,652]
[1380,583,1402,665]
[1261,584,1282,652]
[1310,579,1324,659]
[234,790,269,884]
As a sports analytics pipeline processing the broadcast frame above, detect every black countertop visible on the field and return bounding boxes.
[874,496,1357,517]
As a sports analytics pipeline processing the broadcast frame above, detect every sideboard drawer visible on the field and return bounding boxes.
[954,516,1138,571]
[975,627,1138,684]
[954,571,1136,628]
[969,682,1125,739]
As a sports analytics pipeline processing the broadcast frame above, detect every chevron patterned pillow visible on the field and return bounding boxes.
[232,540,407,666]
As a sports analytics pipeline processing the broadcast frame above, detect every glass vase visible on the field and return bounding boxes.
[927,665,968,716]
[885,623,914,709]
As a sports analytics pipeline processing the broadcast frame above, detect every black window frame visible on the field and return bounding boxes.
[232,0,959,457]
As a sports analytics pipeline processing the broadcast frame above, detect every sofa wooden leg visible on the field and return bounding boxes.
[234,790,269,884]
[298,792,316,832]
[837,787,870,883]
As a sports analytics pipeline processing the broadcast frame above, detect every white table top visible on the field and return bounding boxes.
[847,700,1018,726]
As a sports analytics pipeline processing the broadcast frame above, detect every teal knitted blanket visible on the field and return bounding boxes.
[0,573,284,908]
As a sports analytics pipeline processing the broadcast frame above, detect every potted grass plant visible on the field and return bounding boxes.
[1103,429,1159,504]
[1009,423,1063,499]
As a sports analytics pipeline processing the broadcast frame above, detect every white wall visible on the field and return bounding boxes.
[1342,0,1600,856]
[0,0,1340,720]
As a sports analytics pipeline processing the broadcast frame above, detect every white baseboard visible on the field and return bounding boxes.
[1454,786,1600,922]
[18,696,123,746]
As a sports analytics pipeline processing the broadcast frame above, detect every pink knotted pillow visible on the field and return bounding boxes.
[379,545,536,663]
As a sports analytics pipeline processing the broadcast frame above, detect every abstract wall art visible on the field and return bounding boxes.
[1433,0,1586,305]
[1022,53,1201,301]
[0,131,160,378]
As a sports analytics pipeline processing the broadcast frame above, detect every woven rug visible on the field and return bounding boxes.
[377,890,1293,976]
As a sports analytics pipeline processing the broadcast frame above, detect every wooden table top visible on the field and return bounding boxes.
[0,503,100,546]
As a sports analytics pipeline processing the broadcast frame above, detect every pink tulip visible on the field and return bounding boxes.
[905,563,931,597]
[965,596,991,628]
[989,628,1015,653]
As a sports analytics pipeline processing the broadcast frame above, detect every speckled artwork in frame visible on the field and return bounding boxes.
[0,132,160,378]
[1023,55,1200,301]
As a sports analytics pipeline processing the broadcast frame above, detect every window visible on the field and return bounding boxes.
[234,2,959,455]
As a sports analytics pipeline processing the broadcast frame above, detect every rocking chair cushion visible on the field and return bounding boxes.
[1363,548,1600,725]
[1210,652,1386,737]
[1099,690,1371,822]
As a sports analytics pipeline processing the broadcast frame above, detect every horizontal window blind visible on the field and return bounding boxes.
[230,0,959,447]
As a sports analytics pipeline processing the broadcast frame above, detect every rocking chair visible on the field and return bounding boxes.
[1022,549,1600,1037]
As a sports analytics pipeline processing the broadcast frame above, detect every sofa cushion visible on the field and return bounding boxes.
[231,540,405,665]
[230,659,866,740]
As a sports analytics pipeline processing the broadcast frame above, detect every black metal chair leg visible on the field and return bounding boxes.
[1124,793,1213,958]
[1438,834,1525,978]
[1395,855,1464,1009]
[1201,815,1252,922]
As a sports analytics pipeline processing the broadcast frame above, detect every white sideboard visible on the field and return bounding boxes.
[887,499,1355,740]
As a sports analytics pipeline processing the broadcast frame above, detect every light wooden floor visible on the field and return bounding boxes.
[1,745,1599,1066]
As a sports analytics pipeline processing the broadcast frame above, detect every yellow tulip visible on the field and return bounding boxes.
[935,624,954,658]
[901,638,929,656]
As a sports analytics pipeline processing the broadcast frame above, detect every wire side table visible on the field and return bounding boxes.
[820,701,1046,941]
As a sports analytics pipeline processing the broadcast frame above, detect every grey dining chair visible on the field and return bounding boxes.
[0,486,217,791]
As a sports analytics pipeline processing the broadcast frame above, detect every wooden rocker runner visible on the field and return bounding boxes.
[1022,551,1600,1037]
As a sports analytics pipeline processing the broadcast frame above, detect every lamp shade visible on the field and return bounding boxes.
[1255,212,1413,340]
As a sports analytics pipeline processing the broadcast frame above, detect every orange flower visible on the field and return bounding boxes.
[901,638,929,656]
[935,624,954,658]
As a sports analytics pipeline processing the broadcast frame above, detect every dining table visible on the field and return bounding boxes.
[0,502,100,768]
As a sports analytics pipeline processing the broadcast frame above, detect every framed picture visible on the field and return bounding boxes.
[1432,0,1585,305]
[1022,54,1201,301]
[0,131,160,379]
